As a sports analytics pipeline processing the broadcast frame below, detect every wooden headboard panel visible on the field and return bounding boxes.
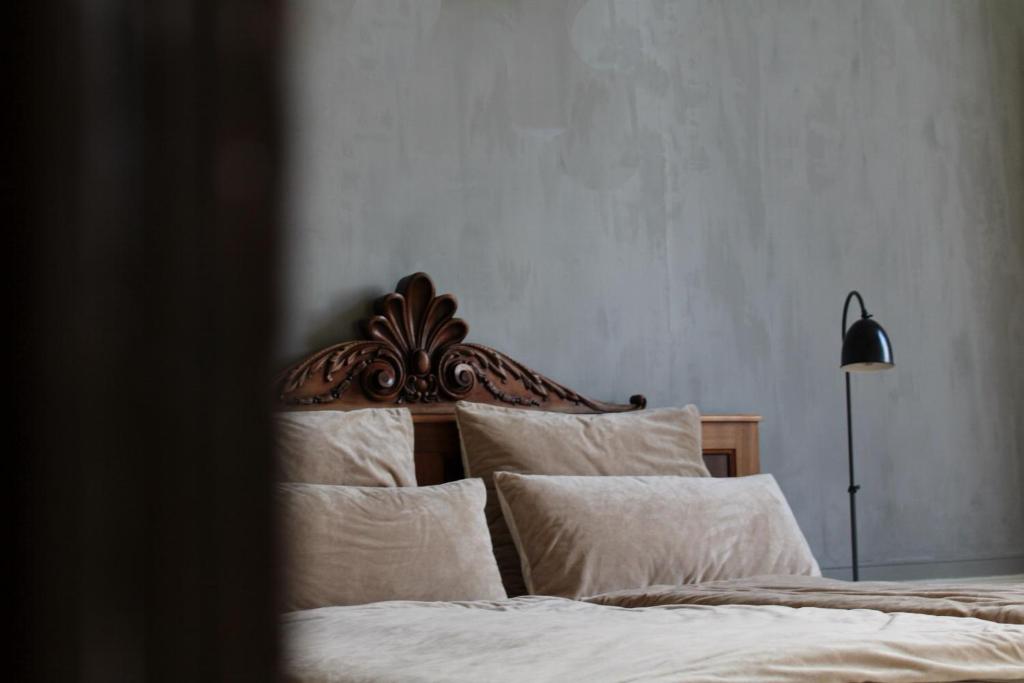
[276,273,761,481]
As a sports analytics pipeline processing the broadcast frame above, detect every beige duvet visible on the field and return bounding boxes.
[284,593,1024,682]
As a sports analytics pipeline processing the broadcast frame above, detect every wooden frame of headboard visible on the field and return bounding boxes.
[276,273,761,482]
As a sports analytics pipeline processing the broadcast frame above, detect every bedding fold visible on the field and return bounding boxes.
[585,574,1024,624]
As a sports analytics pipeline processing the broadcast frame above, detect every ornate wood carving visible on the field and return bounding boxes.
[277,273,646,414]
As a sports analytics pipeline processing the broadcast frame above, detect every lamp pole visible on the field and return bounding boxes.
[842,291,865,582]
[844,371,860,581]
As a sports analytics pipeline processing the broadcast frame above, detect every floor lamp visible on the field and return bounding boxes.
[841,291,894,581]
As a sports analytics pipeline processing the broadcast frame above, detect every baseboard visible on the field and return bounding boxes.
[820,555,1024,581]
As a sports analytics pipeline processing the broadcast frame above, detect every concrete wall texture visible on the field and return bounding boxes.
[282,0,1024,579]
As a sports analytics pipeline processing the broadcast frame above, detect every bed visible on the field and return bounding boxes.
[276,273,1024,683]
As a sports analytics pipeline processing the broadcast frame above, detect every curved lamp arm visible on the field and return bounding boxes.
[842,290,870,341]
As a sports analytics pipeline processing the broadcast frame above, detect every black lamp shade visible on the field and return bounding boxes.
[841,317,894,372]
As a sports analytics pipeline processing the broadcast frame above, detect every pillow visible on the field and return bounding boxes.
[280,479,506,610]
[275,408,416,486]
[455,402,708,595]
[494,472,820,599]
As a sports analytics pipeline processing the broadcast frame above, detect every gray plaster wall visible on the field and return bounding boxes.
[282,0,1024,579]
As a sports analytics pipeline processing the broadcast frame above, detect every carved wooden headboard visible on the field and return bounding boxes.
[276,273,760,483]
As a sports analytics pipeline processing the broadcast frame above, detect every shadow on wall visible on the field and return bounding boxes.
[293,286,384,364]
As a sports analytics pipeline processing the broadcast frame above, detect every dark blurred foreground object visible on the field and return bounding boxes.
[13,1,282,681]
[840,291,895,581]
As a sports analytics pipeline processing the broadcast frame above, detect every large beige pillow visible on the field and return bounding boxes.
[275,408,416,486]
[280,479,506,610]
[494,473,821,599]
[456,402,708,595]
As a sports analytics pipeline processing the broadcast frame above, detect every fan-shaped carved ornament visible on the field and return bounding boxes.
[277,273,646,414]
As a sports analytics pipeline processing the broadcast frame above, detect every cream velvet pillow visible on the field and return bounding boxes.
[494,473,820,599]
[275,408,416,486]
[280,479,506,610]
[456,402,708,595]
